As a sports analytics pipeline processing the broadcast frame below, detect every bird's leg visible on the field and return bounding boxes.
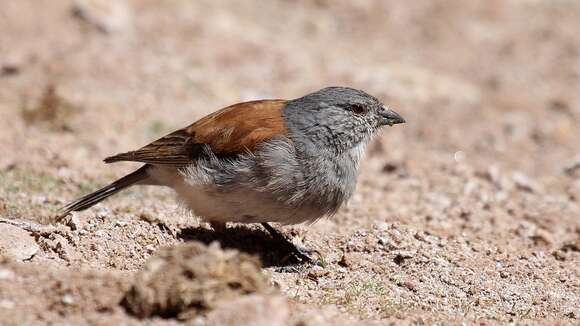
[261,222,319,264]
[210,221,226,233]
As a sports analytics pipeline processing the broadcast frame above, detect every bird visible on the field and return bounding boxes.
[57,86,405,263]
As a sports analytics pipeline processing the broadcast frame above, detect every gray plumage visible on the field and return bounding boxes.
[59,86,405,226]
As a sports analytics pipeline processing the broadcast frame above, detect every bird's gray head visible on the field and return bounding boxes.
[283,86,405,153]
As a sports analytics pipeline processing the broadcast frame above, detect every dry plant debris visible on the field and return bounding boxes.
[122,241,273,320]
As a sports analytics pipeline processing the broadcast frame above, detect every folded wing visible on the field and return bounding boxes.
[104,100,288,167]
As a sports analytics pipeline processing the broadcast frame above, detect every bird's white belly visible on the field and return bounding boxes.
[172,182,321,224]
[148,165,322,224]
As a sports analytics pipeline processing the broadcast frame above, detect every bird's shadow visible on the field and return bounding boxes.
[177,225,303,268]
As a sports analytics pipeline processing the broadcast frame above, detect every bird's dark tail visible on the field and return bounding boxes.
[57,165,150,220]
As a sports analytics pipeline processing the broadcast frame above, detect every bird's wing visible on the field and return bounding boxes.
[103,100,288,167]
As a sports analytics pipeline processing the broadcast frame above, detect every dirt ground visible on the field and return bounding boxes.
[1,0,579,325]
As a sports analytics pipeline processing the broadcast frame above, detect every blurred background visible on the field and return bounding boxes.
[0,0,579,323]
[1,0,579,176]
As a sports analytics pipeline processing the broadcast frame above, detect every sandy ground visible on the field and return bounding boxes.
[0,0,579,325]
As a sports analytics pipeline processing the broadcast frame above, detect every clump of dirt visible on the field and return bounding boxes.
[121,241,272,320]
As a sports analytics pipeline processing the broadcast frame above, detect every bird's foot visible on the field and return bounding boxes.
[261,223,322,267]
[210,221,227,233]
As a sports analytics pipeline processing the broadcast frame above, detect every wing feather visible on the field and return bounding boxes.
[104,99,288,166]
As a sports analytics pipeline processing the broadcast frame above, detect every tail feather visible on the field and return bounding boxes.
[57,165,150,220]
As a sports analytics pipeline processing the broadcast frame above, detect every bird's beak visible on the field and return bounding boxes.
[379,106,406,126]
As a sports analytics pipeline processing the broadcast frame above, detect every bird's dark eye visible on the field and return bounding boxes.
[351,104,366,114]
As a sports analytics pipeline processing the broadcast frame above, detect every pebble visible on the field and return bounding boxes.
[393,250,416,264]
[338,253,353,268]
[0,300,15,309]
[0,224,39,261]
[513,172,541,193]
[0,268,15,280]
[71,0,133,34]
[307,265,329,279]
[401,280,417,291]
[62,293,74,305]
[564,155,580,176]
[530,229,553,246]
[67,215,81,231]
[144,244,156,254]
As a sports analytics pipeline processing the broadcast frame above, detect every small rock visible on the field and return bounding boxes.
[67,214,81,231]
[467,287,476,295]
[0,268,15,280]
[382,162,399,173]
[530,229,553,246]
[393,250,415,265]
[307,265,329,280]
[564,155,580,176]
[144,244,155,254]
[476,165,502,186]
[0,224,39,261]
[552,250,567,261]
[561,238,580,252]
[1,64,19,77]
[62,294,74,305]
[564,311,576,319]
[401,281,417,291]
[115,220,128,227]
[71,0,132,34]
[414,232,439,245]
[513,172,541,193]
[0,55,22,77]
[52,234,78,262]
[0,300,15,309]
[338,254,352,268]
[548,97,571,113]
[205,295,289,326]
[553,239,580,261]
